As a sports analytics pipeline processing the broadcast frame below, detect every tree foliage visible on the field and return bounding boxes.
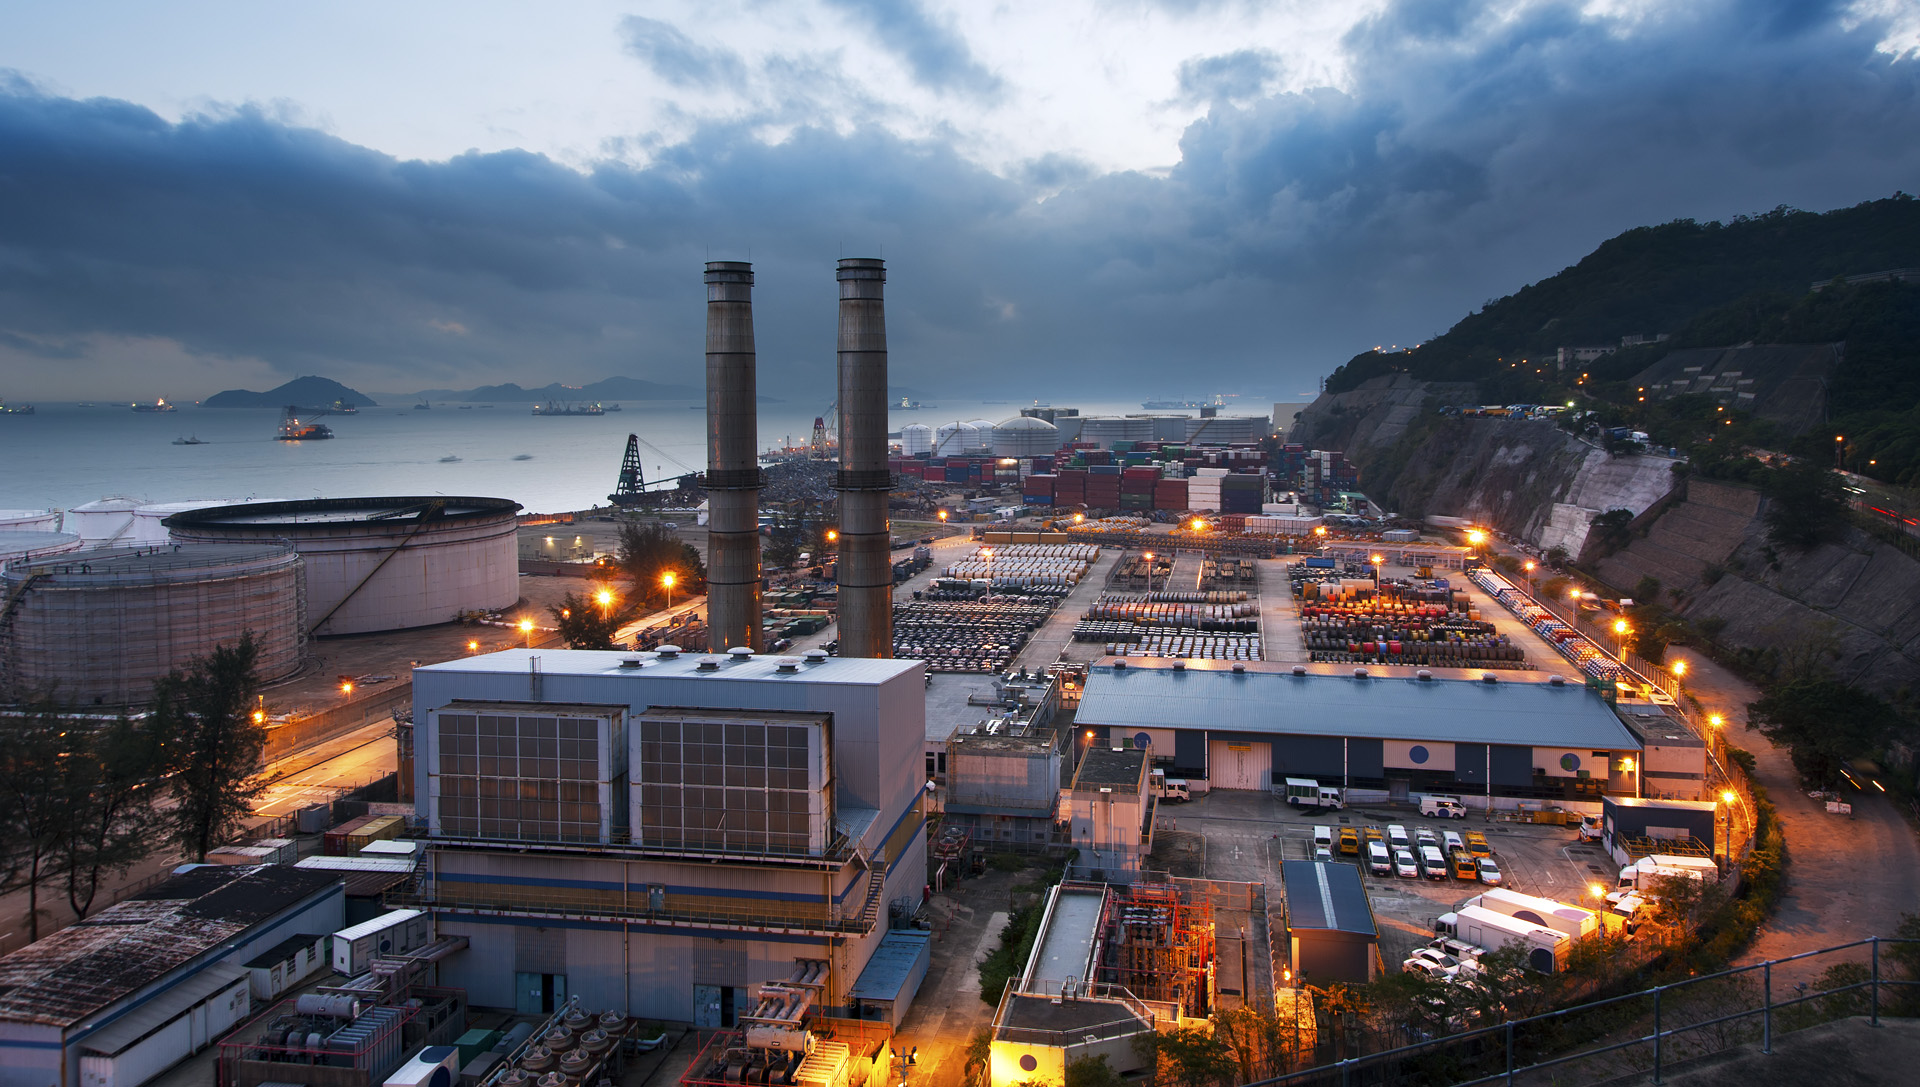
[1747,678,1903,786]
[1762,458,1850,550]
[154,634,268,861]
[549,588,642,650]
[616,522,707,607]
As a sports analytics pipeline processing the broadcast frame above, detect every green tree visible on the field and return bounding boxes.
[1589,507,1635,556]
[1062,1054,1124,1087]
[60,714,165,919]
[617,522,708,607]
[549,588,641,650]
[1763,460,1849,550]
[0,709,79,942]
[1144,1025,1234,1087]
[154,634,268,861]
[1746,678,1902,786]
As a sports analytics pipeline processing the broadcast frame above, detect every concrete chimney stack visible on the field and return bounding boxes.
[835,257,893,659]
[704,260,762,652]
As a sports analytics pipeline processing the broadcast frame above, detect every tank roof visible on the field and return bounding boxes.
[3,542,297,582]
[164,495,521,528]
[995,416,1058,431]
[0,531,80,555]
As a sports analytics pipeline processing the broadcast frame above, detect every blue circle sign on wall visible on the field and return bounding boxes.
[1409,745,1429,765]
[1560,753,1581,772]
[1135,732,1152,749]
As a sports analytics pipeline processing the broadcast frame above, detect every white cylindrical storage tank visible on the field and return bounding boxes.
[0,531,84,574]
[900,423,934,456]
[1188,416,1271,444]
[64,497,144,546]
[164,496,523,635]
[0,543,306,706]
[932,422,973,456]
[992,416,1060,458]
[0,509,61,533]
[1078,417,1154,449]
[1148,416,1189,442]
[131,501,262,546]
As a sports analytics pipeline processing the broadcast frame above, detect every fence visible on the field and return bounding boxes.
[1246,936,1918,1086]
[263,681,411,763]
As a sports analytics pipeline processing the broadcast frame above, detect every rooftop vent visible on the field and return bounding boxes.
[1416,669,1433,681]
[1171,660,1186,671]
[1481,672,1498,684]
[1353,667,1369,679]
[655,645,681,659]
[1292,665,1307,676]
[775,658,802,673]
[696,656,723,672]
[804,649,829,664]
[1113,659,1128,670]
[1548,674,1567,686]
[1231,664,1246,674]
[619,657,643,669]
[728,646,754,661]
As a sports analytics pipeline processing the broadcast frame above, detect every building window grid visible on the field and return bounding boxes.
[435,713,609,842]
[636,720,820,856]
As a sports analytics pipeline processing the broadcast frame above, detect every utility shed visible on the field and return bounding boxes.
[0,866,344,1087]
[1280,860,1378,986]
[1066,748,1152,883]
[1602,796,1718,862]
[944,731,1062,850]
[847,931,932,1028]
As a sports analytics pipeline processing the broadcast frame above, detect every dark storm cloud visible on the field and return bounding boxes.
[821,0,1003,99]
[1,0,1917,401]
[619,16,748,87]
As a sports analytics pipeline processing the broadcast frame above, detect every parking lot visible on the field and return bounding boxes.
[1148,789,1617,969]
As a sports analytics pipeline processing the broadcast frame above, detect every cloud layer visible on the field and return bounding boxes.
[1,0,1917,401]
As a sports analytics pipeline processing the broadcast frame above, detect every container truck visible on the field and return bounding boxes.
[1462,889,1601,941]
[1434,904,1567,972]
[1282,777,1344,811]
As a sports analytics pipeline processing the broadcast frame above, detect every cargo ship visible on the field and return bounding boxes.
[131,398,179,412]
[276,406,334,440]
[532,400,606,416]
[0,398,32,415]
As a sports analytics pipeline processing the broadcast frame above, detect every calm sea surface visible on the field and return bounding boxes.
[0,397,1151,515]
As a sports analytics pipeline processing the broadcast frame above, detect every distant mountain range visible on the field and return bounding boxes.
[410,376,702,402]
[203,375,376,408]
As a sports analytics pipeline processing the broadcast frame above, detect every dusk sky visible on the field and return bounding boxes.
[2,0,1917,402]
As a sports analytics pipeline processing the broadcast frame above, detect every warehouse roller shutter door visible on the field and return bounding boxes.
[1208,740,1271,791]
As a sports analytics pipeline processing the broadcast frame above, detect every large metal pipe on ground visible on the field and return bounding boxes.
[835,257,893,659]
[705,261,762,651]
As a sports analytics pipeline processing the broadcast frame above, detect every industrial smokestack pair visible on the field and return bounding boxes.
[703,259,893,659]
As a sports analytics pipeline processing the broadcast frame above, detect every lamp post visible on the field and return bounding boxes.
[663,571,676,612]
[1370,553,1383,594]
[1144,551,1155,593]
[1523,559,1536,597]
[1612,617,1631,660]
[518,618,534,648]
[893,1045,918,1087]
[980,548,994,601]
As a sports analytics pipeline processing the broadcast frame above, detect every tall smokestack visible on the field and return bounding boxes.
[835,258,893,659]
[705,261,762,651]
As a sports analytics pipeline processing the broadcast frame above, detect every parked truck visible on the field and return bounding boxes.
[1462,888,1601,942]
[1616,858,1714,892]
[1434,904,1568,973]
[1149,769,1191,802]
[1282,777,1344,811]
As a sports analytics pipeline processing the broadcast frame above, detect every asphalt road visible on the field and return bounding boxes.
[1664,646,1919,982]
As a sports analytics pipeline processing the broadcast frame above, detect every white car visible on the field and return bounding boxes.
[1415,827,1441,850]
[1443,830,1465,853]
[1313,825,1334,850]
[1314,845,1333,861]
[1394,848,1420,878]
[1476,857,1504,885]
[1404,957,1454,980]
[1387,824,1410,849]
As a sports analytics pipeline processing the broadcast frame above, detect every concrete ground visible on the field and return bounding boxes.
[1256,556,1307,661]
[1008,546,1123,670]
[1148,788,1609,978]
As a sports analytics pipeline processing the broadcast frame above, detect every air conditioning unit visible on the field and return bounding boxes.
[384,1045,459,1087]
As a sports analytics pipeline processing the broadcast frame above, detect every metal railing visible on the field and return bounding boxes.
[392,872,882,935]
[1247,937,1919,1086]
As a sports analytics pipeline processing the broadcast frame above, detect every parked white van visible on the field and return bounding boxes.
[1421,795,1468,819]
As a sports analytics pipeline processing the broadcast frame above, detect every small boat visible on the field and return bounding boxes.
[131,398,178,413]
[512,453,534,461]
[439,455,461,463]
[413,400,431,410]
[172,435,207,445]
[457,405,473,410]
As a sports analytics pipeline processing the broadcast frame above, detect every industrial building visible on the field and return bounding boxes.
[0,865,344,1087]
[1600,796,1718,865]
[1279,860,1379,985]
[164,496,520,636]
[1064,746,1153,883]
[403,645,929,1025]
[0,543,307,706]
[1075,661,1650,807]
[941,729,1064,853]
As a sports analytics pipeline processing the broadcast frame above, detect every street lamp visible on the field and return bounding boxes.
[937,509,948,524]
[518,618,535,648]
[826,529,839,545]
[1671,659,1687,679]
[1073,512,1084,524]
[595,587,614,610]
[663,571,677,611]
[1370,553,1383,593]
[1523,559,1536,596]
[1612,617,1630,657]
[468,639,479,653]
[1144,551,1155,592]
[980,548,994,599]
[1191,518,1206,533]
[340,681,353,697]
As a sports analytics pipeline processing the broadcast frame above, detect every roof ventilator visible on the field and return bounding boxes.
[697,656,723,672]
[1171,660,1186,671]
[1481,672,1498,684]
[1416,669,1433,681]
[619,657,643,669]
[1549,674,1567,686]
[1231,664,1246,674]
[1113,659,1127,670]
[1353,667,1369,679]
[804,649,829,664]
[728,646,754,662]
[775,658,801,673]
[1292,665,1307,676]
[655,645,681,659]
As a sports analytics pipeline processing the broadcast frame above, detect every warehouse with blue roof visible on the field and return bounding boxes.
[1074,660,1654,807]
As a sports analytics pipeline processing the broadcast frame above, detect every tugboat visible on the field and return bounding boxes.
[276,405,334,441]
[171,435,207,445]
[131,397,178,412]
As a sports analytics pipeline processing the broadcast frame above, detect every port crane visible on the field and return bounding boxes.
[610,433,701,506]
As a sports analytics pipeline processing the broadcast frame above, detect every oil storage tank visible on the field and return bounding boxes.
[0,531,83,574]
[164,496,521,635]
[991,416,1060,458]
[1078,417,1154,449]
[899,423,934,456]
[0,543,306,706]
[0,509,61,533]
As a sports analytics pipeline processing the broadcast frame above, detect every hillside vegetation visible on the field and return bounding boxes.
[1324,196,1920,484]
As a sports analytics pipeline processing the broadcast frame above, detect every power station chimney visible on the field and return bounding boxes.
[704,261,762,652]
[835,257,893,660]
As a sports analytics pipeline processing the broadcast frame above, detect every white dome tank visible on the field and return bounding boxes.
[992,416,1060,458]
[900,423,934,456]
[64,497,144,545]
[0,531,84,574]
[0,509,61,533]
[933,421,987,456]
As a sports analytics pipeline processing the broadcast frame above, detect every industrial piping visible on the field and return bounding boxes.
[705,261,763,651]
[835,258,893,659]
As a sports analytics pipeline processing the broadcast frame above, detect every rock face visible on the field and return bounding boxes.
[1595,479,1920,698]
[1291,375,1678,555]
